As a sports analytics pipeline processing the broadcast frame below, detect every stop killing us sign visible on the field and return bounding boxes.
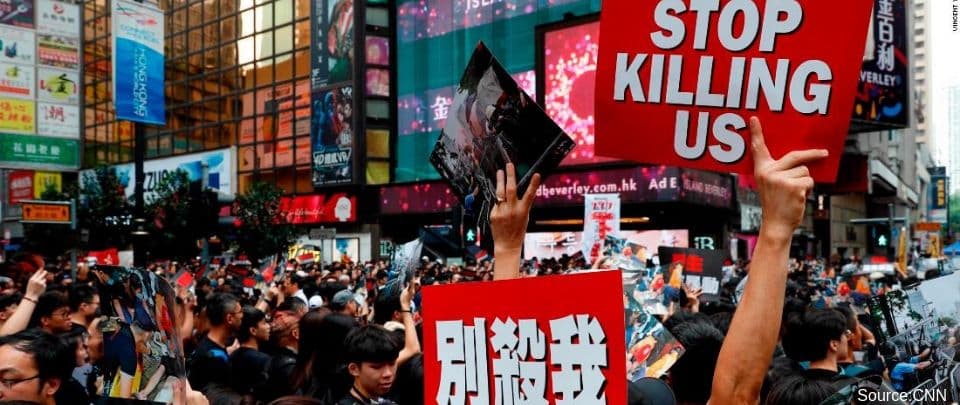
[595,0,873,182]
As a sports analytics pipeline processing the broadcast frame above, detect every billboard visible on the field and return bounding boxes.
[311,85,354,186]
[279,193,357,224]
[112,0,165,124]
[524,229,689,260]
[930,167,948,224]
[853,0,909,128]
[0,97,34,133]
[309,0,354,89]
[80,147,236,201]
[0,27,35,65]
[539,16,616,166]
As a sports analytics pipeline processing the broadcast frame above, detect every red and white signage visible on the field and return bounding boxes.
[423,271,627,404]
[7,170,34,204]
[87,248,120,266]
[596,0,873,182]
[279,193,356,224]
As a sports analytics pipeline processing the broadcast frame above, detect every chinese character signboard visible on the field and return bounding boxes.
[853,0,909,127]
[0,0,35,29]
[423,271,628,404]
[0,133,78,169]
[595,0,873,182]
[309,0,354,89]
[930,168,948,224]
[37,67,77,104]
[0,61,34,98]
[0,27,35,65]
[37,102,77,138]
[33,170,59,198]
[112,0,165,124]
[583,194,620,261]
[37,34,79,70]
[0,97,34,133]
[21,200,70,223]
[36,0,79,37]
[7,169,32,204]
[311,85,354,186]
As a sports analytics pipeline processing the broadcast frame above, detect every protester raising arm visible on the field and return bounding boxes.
[710,117,828,405]
[491,163,541,281]
[396,277,421,365]
[0,269,47,336]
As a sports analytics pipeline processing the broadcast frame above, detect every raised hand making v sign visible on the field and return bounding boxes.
[710,117,828,405]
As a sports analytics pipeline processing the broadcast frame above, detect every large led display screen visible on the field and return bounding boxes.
[541,18,615,166]
[394,0,600,182]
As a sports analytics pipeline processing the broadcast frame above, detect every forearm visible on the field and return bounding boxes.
[0,299,37,335]
[493,247,522,281]
[711,229,790,404]
[397,312,421,364]
[179,310,194,344]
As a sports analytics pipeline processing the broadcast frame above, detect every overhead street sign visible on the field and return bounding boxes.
[21,200,72,224]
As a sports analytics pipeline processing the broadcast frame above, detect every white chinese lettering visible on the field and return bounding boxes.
[436,319,490,405]
[549,315,607,405]
[431,96,452,122]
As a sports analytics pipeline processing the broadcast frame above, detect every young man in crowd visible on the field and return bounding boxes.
[337,325,401,405]
[781,309,854,383]
[28,291,72,335]
[188,292,243,393]
[230,306,272,399]
[282,272,309,305]
[263,309,301,401]
[68,285,100,335]
[0,329,73,404]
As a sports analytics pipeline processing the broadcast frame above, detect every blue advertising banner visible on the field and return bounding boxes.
[112,0,165,125]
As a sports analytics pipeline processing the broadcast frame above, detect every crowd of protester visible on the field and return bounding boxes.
[0,118,942,405]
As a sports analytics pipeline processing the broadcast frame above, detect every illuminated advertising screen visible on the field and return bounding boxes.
[523,229,689,260]
[395,0,601,182]
[539,16,615,166]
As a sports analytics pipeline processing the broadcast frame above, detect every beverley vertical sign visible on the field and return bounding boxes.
[112,0,165,124]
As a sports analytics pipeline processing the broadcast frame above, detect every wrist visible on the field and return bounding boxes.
[494,246,522,256]
[759,224,794,247]
[22,296,37,304]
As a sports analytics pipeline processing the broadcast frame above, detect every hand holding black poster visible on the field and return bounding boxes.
[430,42,575,223]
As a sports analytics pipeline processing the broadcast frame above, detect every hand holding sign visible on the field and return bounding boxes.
[750,117,827,239]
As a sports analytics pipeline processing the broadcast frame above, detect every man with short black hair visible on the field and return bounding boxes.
[188,292,243,392]
[282,272,309,305]
[230,306,271,398]
[68,285,99,334]
[28,291,71,335]
[780,308,854,384]
[337,325,401,405]
[0,329,73,404]
[666,319,725,405]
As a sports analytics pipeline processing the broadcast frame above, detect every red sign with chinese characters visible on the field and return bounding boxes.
[7,170,33,204]
[423,271,627,404]
[279,194,356,224]
[595,0,872,182]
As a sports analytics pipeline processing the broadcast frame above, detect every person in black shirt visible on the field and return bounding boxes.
[68,285,100,336]
[336,325,400,405]
[262,310,301,401]
[230,306,272,399]
[188,292,243,393]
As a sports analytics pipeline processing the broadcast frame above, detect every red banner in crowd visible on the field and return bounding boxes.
[423,271,627,403]
[87,248,119,266]
[8,170,34,205]
[595,0,872,182]
[279,194,357,224]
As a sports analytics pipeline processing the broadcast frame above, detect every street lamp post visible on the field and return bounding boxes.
[132,122,147,267]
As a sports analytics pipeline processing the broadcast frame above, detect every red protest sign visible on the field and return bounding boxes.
[595,0,872,182]
[423,271,627,404]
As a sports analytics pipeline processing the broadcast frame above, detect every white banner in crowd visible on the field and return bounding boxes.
[583,193,620,261]
[392,238,423,285]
